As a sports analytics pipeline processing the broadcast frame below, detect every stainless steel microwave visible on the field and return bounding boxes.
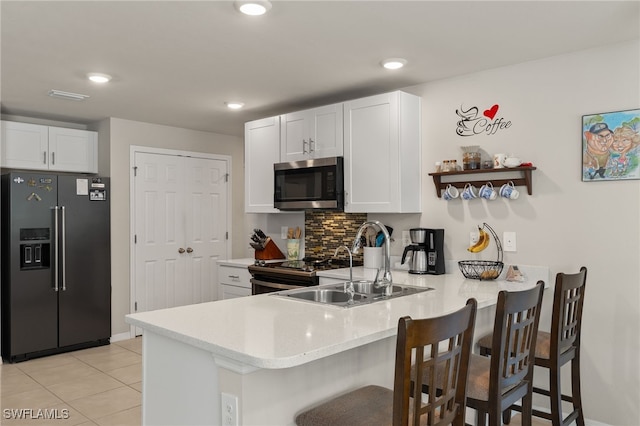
[274,157,344,210]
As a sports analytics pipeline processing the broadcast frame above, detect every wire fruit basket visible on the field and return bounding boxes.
[458,223,504,280]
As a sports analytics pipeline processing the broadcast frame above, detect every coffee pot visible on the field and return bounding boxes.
[402,244,429,274]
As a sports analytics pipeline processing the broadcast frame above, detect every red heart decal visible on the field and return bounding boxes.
[483,104,499,120]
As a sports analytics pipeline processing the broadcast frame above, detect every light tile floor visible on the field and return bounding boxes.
[1,337,553,426]
[0,338,142,426]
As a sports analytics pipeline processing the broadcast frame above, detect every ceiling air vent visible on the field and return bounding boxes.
[48,89,90,101]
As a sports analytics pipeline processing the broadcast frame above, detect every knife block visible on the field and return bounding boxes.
[255,238,286,260]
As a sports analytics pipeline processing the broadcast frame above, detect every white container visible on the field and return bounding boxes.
[363,247,383,269]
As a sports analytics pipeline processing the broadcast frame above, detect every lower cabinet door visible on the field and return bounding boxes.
[220,284,251,300]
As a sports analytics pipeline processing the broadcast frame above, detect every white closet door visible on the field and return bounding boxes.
[182,157,227,306]
[134,152,184,313]
[133,151,229,318]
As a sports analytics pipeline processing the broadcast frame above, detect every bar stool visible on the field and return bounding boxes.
[477,268,587,426]
[295,299,477,426]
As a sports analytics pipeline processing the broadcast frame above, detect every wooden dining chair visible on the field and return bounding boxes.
[477,267,587,426]
[462,282,544,426]
[295,298,477,426]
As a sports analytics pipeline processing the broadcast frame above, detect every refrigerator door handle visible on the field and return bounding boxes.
[51,206,60,292]
[61,206,66,291]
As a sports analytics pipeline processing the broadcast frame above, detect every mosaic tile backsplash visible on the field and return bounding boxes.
[304,211,368,259]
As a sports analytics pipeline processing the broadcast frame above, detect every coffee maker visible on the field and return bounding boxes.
[401,228,445,275]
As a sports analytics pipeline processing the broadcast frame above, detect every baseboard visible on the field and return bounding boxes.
[110,331,134,342]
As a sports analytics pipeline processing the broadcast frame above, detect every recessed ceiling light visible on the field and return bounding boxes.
[48,89,90,101]
[234,1,272,16]
[226,102,245,110]
[87,73,112,83]
[381,58,407,70]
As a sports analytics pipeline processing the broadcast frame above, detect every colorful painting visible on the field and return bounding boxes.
[582,109,640,181]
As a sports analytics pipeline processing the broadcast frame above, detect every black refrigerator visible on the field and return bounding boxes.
[1,172,111,362]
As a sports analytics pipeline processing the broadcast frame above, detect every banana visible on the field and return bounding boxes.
[468,226,490,253]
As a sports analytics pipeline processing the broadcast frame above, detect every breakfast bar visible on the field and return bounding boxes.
[126,265,548,426]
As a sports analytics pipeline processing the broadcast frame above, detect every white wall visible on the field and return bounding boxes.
[373,40,640,424]
[106,118,244,336]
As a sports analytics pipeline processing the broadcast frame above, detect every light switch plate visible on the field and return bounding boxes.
[503,232,517,252]
[281,226,288,239]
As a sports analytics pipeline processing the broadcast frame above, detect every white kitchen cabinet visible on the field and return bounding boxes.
[280,103,343,162]
[245,116,280,213]
[343,91,421,213]
[1,121,97,173]
[218,264,252,300]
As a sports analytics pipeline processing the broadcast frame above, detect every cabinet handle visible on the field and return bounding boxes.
[309,138,315,152]
[302,139,308,154]
[186,247,193,253]
[51,152,55,165]
[43,151,47,164]
[178,248,185,254]
[228,275,240,280]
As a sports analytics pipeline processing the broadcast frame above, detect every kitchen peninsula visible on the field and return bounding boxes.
[126,265,548,426]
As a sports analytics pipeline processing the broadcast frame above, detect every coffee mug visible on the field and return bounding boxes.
[493,153,507,168]
[479,182,497,200]
[442,184,459,200]
[461,183,478,200]
[500,181,520,200]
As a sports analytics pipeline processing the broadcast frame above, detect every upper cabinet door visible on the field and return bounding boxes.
[1,121,98,173]
[280,103,343,162]
[1,121,49,170]
[343,91,421,213]
[48,127,98,173]
[245,116,280,213]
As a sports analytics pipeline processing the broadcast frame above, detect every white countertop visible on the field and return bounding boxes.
[217,258,256,267]
[126,264,548,370]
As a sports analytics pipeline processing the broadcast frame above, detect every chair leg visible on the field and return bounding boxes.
[549,363,563,426]
[521,391,533,426]
[502,407,512,424]
[571,355,586,426]
[476,409,487,426]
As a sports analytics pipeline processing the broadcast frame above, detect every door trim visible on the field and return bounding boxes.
[128,145,232,338]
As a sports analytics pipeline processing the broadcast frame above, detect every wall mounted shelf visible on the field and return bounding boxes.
[428,166,537,198]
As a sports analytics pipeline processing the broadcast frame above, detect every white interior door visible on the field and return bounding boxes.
[182,157,228,306]
[134,152,184,314]
[132,150,229,327]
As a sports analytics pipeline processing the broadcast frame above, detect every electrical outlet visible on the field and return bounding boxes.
[503,232,517,252]
[470,231,479,246]
[402,231,411,247]
[281,226,288,239]
[221,392,239,426]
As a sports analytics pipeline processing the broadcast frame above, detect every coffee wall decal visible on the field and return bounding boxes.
[456,104,512,136]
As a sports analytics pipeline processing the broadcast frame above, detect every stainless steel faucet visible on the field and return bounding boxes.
[352,221,393,296]
[334,245,354,298]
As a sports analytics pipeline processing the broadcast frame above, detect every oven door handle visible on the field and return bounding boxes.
[250,278,305,292]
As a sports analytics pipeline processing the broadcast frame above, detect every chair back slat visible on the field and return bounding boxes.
[394,299,477,426]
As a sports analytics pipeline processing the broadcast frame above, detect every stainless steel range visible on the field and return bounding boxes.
[248,257,362,295]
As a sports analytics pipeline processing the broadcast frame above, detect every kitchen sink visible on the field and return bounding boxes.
[275,281,433,307]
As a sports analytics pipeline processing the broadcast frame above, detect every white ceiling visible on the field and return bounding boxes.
[1,1,639,137]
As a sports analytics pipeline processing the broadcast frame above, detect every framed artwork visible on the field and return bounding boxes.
[582,108,640,181]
